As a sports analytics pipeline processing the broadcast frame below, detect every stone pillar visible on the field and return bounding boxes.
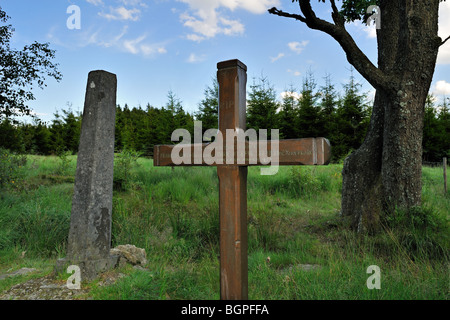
[56,70,118,281]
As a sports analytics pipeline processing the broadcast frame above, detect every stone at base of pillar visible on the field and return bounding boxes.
[55,254,119,282]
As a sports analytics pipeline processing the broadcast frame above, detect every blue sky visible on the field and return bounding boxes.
[2,0,450,123]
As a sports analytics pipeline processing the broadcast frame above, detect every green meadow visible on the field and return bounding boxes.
[0,153,448,300]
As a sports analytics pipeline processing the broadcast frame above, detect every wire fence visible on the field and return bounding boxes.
[422,157,448,193]
[423,158,447,193]
[423,161,446,167]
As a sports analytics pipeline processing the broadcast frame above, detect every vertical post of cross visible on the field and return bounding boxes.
[216,60,248,300]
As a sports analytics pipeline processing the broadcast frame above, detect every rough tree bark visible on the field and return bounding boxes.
[269,0,445,232]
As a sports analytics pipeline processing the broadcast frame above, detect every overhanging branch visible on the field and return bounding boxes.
[441,35,450,47]
[329,0,345,27]
[268,0,388,90]
[267,7,306,23]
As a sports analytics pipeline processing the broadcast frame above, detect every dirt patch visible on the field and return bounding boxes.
[0,271,126,300]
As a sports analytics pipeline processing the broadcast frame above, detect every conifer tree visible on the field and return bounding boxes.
[319,74,339,139]
[247,76,280,138]
[195,78,219,132]
[333,71,369,160]
[297,71,322,138]
[279,85,300,139]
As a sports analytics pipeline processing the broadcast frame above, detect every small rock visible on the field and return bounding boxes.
[0,275,91,300]
[133,265,148,271]
[0,267,37,280]
[281,264,322,274]
[40,284,60,290]
[297,264,321,272]
[110,244,147,267]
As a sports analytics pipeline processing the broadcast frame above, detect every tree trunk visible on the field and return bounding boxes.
[341,90,384,232]
[341,0,441,231]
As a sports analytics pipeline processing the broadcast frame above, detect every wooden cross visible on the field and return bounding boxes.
[154,59,331,300]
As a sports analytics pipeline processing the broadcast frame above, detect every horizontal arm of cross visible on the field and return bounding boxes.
[154,137,331,167]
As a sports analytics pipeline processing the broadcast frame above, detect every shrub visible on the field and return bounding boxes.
[55,150,72,175]
[381,205,449,260]
[114,149,141,191]
[384,205,446,232]
[0,148,27,191]
[288,167,321,197]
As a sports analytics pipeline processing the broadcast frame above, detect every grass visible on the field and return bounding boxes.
[0,154,448,300]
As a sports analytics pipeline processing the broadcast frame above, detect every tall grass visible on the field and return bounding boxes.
[0,184,72,258]
[0,154,448,300]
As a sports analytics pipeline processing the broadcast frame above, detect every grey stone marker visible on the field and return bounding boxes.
[56,70,118,281]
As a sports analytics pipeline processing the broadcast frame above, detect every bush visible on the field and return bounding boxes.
[288,167,321,197]
[114,149,142,191]
[0,148,27,191]
[384,205,446,232]
[55,150,72,175]
[381,205,449,260]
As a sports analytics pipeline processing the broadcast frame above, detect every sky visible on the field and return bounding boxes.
[1,0,450,123]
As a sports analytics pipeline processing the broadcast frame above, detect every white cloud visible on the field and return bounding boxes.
[187,53,207,63]
[84,26,167,57]
[140,45,167,56]
[364,24,377,39]
[86,0,104,6]
[180,10,244,41]
[116,7,141,20]
[50,2,165,58]
[280,91,301,101]
[437,1,450,64]
[287,69,301,76]
[123,35,146,54]
[270,53,285,62]
[94,26,128,48]
[120,0,148,7]
[179,0,280,15]
[186,33,206,42]
[220,17,245,35]
[141,44,156,55]
[157,47,167,54]
[180,11,220,39]
[356,18,378,39]
[121,35,167,57]
[219,0,281,14]
[288,41,309,54]
[347,20,377,39]
[88,0,148,11]
[178,0,279,41]
[433,80,450,96]
[99,6,141,21]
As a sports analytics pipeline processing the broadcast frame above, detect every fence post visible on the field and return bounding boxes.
[444,157,447,194]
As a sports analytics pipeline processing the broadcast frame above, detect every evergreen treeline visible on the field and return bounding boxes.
[0,72,448,162]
